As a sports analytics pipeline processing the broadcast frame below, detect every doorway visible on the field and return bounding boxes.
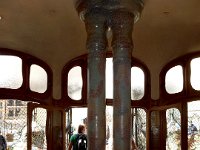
[66,106,113,150]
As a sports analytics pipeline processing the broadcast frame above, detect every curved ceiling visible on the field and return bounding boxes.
[0,0,200,99]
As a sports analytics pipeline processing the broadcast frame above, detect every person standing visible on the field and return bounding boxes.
[68,124,87,150]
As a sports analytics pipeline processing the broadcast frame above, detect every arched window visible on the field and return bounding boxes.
[63,53,150,104]
[160,52,200,149]
[30,64,48,93]
[68,66,83,100]
[131,67,144,100]
[0,48,52,103]
[63,53,150,149]
[165,65,183,94]
[0,48,52,150]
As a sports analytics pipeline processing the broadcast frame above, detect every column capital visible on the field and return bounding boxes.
[74,0,145,23]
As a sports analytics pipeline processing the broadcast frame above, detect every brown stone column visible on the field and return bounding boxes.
[84,8,107,150]
[111,10,135,150]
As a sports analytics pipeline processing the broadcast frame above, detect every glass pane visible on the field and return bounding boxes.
[132,108,146,150]
[0,56,22,89]
[190,58,200,90]
[150,111,160,149]
[66,109,71,147]
[165,65,183,94]
[30,64,47,93]
[106,58,113,99]
[71,108,87,130]
[0,99,28,149]
[68,66,83,100]
[188,101,200,150]
[32,107,47,149]
[166,108,181,150]
[131,67,144,100]
[106,106,113,150]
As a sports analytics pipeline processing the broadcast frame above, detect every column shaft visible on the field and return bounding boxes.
[85,9,107,150]
[111,10,134,150]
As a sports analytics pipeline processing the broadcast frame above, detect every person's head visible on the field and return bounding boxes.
[83,118,87,126]
[78,124,85,134]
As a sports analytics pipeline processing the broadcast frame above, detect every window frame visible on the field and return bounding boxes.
[61,51,151,108]
[0,48,53,105]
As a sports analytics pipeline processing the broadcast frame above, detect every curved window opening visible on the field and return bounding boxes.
[0,56,22,89]
[165,65,183,94]
[190,58,200,90]
[188,101,200,149]
[68,66,83,100]
[131,67,144,100]
[30,64,47,93]
[166,108,181,150]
